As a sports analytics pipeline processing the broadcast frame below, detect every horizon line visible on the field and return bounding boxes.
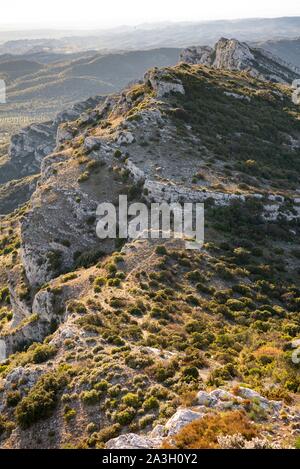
[0,15,299,33]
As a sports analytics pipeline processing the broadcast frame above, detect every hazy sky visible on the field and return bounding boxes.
[0,0,299,29]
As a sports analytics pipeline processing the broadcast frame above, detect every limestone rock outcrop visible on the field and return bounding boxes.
[106,387,300,449]
[1,95,104,184]
[180,38,300,84]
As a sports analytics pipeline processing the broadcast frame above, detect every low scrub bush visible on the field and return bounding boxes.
[163,411,257,449]
[15,371,67,428]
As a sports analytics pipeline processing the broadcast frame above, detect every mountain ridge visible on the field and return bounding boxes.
[180,37,300,83]
[1,17,300,53]
[0,42,300,450]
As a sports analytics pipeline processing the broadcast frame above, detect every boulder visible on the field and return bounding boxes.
[84,137,102,152]
[237,387,282,412]
[197,390,217,407]
[210,389,236,401]
[106,433,159,449]
[149,424,166,439]
[117,132,135,145]
[165,409,203,436]
[144,70,185,98]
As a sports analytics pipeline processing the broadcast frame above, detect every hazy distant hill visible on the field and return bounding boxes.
[254,37,300,68]
[1,17,300,54]
[0,47,180,132]
[0,58,44,82]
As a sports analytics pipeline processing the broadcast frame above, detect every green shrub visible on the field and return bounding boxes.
[114,408,136,425]
[78,171,90,182]
[86,422,98,434]
[125,352,154,369]
[114,149,122,158]
[143,396,159,411]
[108,384,122,398]
[186,295,200,306]
[15,371,67,428]
[294,437,300,449]
[0,415,13,436]
[182,366,199,382]
[80,390,101,405]
[74,248,104,268]
[107,263,117,274]
[94,277,106,292]
[94,380,108,392]
[128,306,144,317]
[122,393,140,409]
[64,405,77,422]
[107,278,121,287]
[26,344,57,364]
[155,245,168,256]
[186,270,206,282]
[0,287,10,304]
[46,250,62,271]
[139,414,155,429]
[97,423,121,443]
[6,390,21,407]
[226,299,245,311]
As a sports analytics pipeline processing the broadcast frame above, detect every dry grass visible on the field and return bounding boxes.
[162,410,258,449]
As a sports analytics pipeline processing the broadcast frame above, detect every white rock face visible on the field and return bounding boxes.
[195,387,282,413]
[237,387,282,412]
[104,387,289,449]
[197,390,217,407]
[210,389,236,401]
[292,79,300,89]
[117,131,135,145]
[5,95,105,182]
[84,137,102,152]
[0,340,6,362]
[180,46,213,65]
[238,387,264,400]
[8,122,56,180]
[165,409,203,436]
[180,37,300,84]
[214,38,255,70]
[156,81,185,98]
[292,88,300,105]
[144,70,185,98]
[106,434,159,449]
[149,424,166,439]
[224,91,251,102]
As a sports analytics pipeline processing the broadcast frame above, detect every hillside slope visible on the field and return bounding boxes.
[0,63,299,449]
[254,38,300,68]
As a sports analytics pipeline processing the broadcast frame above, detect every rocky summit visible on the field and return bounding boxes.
[0,39,300,450]
[180,37,300,84]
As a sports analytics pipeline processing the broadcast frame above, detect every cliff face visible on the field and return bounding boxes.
[1,95,105,186]
[180,38,300,84]
[0,96,105,215]
[0,60,300,449]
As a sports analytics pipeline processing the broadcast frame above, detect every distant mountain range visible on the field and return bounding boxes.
[1,17,300,138]
[0,17,300,54]
[0,48,180,127]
